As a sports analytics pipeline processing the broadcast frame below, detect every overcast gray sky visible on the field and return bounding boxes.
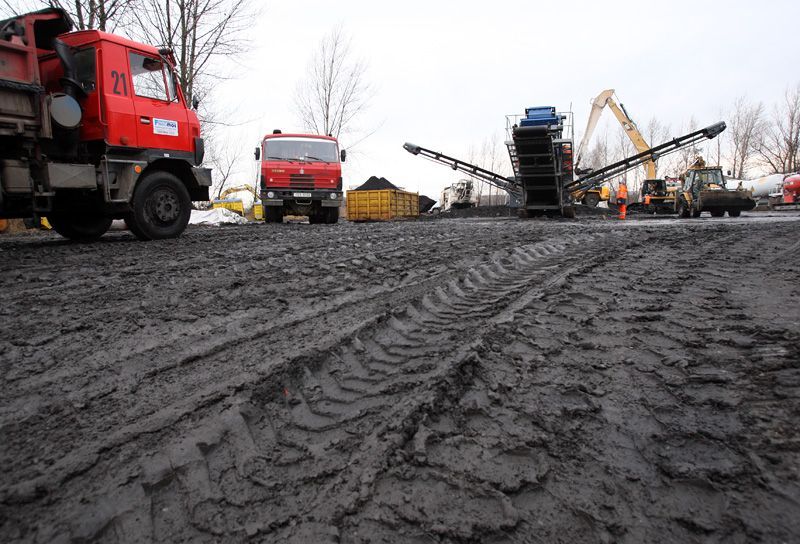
[214,0,799,198]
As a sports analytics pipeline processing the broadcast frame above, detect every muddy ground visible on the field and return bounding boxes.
[1,214,799,543]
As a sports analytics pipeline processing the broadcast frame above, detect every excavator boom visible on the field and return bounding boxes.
[217,184,259,200]
[576,89,656,179]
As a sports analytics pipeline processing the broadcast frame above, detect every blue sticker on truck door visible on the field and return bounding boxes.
[153,118,178,136]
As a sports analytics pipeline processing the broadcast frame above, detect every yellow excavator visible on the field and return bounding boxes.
[212,184,262,218]
[575,89,677,212]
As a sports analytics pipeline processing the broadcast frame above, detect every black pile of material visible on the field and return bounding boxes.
[353,176,399,191]
[419,195,436,213]
[445,205,516,218]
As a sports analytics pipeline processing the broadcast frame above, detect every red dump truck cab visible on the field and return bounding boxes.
[37,29,203,152]
[257,132,345,224]
[0,8,211,241]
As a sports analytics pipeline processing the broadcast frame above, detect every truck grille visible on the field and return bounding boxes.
[289,174,315,189]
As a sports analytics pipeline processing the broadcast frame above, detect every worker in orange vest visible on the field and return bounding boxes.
[617,181,628,220]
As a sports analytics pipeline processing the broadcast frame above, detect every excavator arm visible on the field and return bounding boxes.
[575,89,657,179]
[575,89,614,168]
[217,184,259,201]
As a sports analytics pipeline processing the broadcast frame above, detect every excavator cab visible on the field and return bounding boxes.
[641,179,667,197]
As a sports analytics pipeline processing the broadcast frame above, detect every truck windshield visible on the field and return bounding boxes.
[696,170,726,188]
[264,138,338,163]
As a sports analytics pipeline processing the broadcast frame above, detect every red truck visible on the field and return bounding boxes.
[255,131,345,223]
[0,8,210,241]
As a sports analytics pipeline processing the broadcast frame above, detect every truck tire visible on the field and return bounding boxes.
[728,210,741,217]
[677,198,690,218]
[582,192,600,207]
[126,171,191,240]
[308,204,325,224]
[264,206,283,223]
[48,213,112,242]
[324,207,339,224]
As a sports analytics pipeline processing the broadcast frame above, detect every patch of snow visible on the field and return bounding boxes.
[189,208,248,226]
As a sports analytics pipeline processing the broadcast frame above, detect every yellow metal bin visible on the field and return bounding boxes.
[346,189,419,222]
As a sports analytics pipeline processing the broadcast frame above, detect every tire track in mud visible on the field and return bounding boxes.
[53,233,613,543]
[338,225,799,543]
[0,229,490,499]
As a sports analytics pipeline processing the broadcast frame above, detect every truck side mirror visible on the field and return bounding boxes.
[254,147,261,160]
[727,170,731,176]
[340,149,347,162]
[192,96,200,110]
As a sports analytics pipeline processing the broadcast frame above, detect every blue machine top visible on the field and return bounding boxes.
[520,106,563,127]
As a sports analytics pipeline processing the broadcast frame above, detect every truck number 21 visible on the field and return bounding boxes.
[111,70,128,96]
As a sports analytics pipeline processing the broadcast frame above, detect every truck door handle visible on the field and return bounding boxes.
[140,117,151,125]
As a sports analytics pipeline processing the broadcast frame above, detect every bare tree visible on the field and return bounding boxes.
[707,107,726,168]
[479,134,508,206]
[755,83,800,174]
[611,125,639,193]
[53,0,134,31]
[644,117,670,177]
[130,0,253,107]
[726,96,764,178]
[206,135,242,199]
[295,27,372,140]
[675,116,700,173]
[1,0,134,31]
[0,0,43,18]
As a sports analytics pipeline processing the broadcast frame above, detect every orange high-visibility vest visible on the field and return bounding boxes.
[644,194,651,205]
[618,185,628,201]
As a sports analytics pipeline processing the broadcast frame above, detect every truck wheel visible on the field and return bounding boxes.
[582,193,600,207]
[264,206,283,223]
[728,210,741,217]
[127,171,191,240]
[677,198,690,218]
[325,207,339,224]
[48,213,112,242]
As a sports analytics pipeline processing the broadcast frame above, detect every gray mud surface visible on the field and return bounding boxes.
[1,215,799,543]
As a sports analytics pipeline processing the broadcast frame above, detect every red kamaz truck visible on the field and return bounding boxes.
[0,8,211,241]
[255,131,345,223]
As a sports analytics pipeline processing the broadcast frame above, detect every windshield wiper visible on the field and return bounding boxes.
[267,155,298,163]
[305,155,331,163]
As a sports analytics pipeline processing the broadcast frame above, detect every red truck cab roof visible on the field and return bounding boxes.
[56,29,163,59]
[262,133,338,142]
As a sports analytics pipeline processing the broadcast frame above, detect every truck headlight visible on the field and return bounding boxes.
[330,192,337,199]
[267,191,275,198]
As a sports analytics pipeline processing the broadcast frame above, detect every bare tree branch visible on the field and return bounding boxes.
[726,95,764,178]
[294,27,373,144]
[755,83,800,174]
[129,0,255,106]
